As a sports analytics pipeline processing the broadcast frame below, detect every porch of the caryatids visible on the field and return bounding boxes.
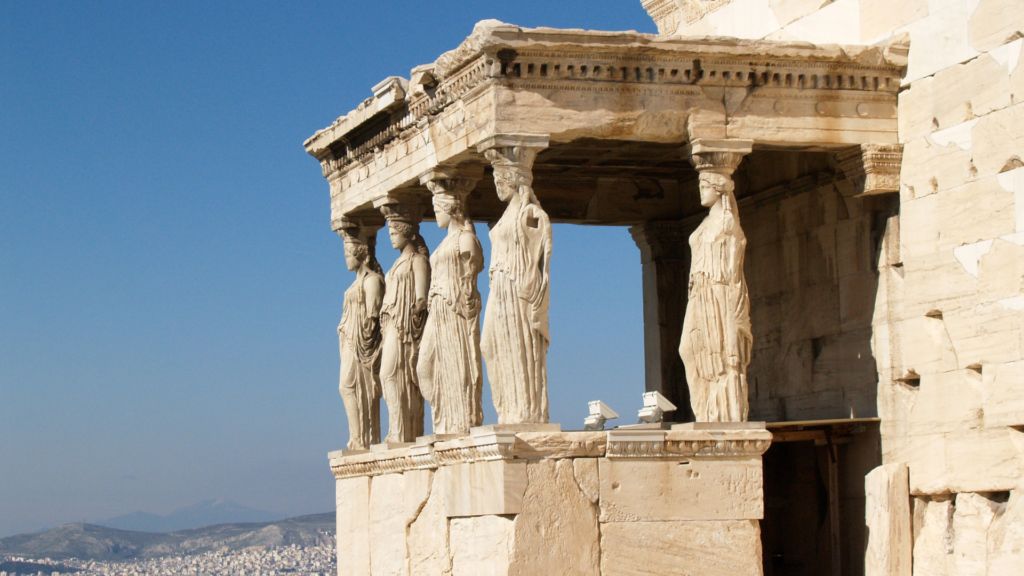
[679,138,755,423]
[379,200,430,442]
[416,166,486,436]
[477,134,553,424]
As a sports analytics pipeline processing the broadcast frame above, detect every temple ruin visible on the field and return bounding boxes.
[305,1,1024,574]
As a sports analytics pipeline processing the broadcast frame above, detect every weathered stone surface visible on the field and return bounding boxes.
[337,477,371,576]
[771,0,833,28]
[930,53,1013,130]
[952,492,1001,574]
[704,0,783,40]
[572,457,600,505]
[369,473,407,576]
[972,102,1024,178]
[977,238,1024,303]
[989,490,1024,574]
[983,360,1024,428]
[912,496,955,576]
[507,460,599,576]
[779,0,862,45]
[901,251,984,320]
[511,431,606,459]
[909,370,984,436]
[408,471,452,576]
[969,0,1024,53]
[860,0,927,42]
[599,458,763,521]
[1009,40,1024,106]
[936,177,1018,251]
[898,77,935,142]
[901,3,979,83]
[899,137,974,202]
[450,516,514,576]
[943,302,1022,369]
[909,427,1024,495]
[405,469,432,524]
[442,460,527,517]
[600,520,763,576]
[865,463,912,576]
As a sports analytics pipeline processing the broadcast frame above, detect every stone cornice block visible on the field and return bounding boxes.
[664,429,773,457]
[606,429,669,458]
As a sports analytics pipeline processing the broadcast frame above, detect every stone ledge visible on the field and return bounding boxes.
[329,428,772,479]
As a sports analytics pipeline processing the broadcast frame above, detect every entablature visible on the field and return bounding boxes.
[304,20,907,228]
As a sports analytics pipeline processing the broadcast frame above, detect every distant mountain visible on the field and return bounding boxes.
[0,513,334,562]
[97,498,286,532]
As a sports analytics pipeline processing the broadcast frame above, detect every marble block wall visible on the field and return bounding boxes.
[331,427,771,576]
[736,151,894,423]
[663,0,1024,573]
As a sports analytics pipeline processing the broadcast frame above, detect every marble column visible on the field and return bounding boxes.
[680,138,754,423]
[629,220,696,421]
[476,134,552,424]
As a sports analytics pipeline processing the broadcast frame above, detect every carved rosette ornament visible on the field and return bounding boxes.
[378,201,431,443]
[416,166,486,436]
[680,139,754,423]
[477,134,553,424]
[836,144,904,195]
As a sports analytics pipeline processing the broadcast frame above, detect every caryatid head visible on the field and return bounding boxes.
[380,203,422,251]
[425,178,475,230]
[697,172,736,208]
[340,226,377,272]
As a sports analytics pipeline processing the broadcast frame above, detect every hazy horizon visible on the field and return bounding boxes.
[1,1,658,538]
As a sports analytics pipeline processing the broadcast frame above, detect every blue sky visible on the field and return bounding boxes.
[0,1,657,537]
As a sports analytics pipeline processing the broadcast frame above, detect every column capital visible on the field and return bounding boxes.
[379,201,426,224]
[629,220,697,263]
[477,134,550,169]
[419,165,484,198]
[333,214,385,235]
[687,138,754,175]
[835,143,903,195]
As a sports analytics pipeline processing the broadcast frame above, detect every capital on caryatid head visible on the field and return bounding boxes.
[687,138,754,176]
[419,165,484,198]
[334,214,384,236]
[478,134,550,203]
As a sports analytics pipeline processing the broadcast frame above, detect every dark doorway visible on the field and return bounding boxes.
[761,420,881,576]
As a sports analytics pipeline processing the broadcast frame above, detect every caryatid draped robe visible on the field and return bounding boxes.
[417,228,485,434]
[380,250,428,442]
[679,196,753,422]
[481,193,553,424]
[338,267,384,449]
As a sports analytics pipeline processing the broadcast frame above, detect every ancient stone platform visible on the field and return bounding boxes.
[330,425,771,576]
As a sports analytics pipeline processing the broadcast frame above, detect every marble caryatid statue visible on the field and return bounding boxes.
[679,171,753,422]
[337,223,385,450]
[416,172,485,435]
[379,203,430,442]
[481,141,553,424]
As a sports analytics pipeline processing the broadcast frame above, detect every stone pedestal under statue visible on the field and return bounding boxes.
[330,425,771,576]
